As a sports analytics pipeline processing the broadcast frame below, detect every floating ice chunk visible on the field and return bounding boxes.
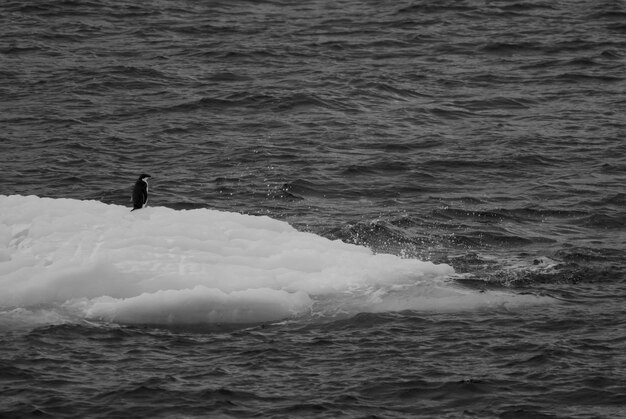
[0,194,546,327]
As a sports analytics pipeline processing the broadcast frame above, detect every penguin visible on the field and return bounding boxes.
[131,174,151,211]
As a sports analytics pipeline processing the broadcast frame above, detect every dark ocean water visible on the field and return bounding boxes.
[1,0,625,418]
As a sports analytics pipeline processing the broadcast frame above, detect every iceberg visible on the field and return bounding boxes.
[0,195,543,328]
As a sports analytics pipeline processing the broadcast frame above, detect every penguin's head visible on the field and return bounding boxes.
[138,174,151,181]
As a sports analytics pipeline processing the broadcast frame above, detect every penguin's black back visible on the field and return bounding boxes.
[131,175,149,210]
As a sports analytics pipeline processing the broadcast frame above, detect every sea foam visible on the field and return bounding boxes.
[0,195,543,327]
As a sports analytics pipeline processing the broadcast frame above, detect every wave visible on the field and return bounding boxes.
[0,195,552,330]
[162,92,358,115]
[480,41,542,54]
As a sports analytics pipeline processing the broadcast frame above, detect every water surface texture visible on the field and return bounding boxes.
[1,0,625,417]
